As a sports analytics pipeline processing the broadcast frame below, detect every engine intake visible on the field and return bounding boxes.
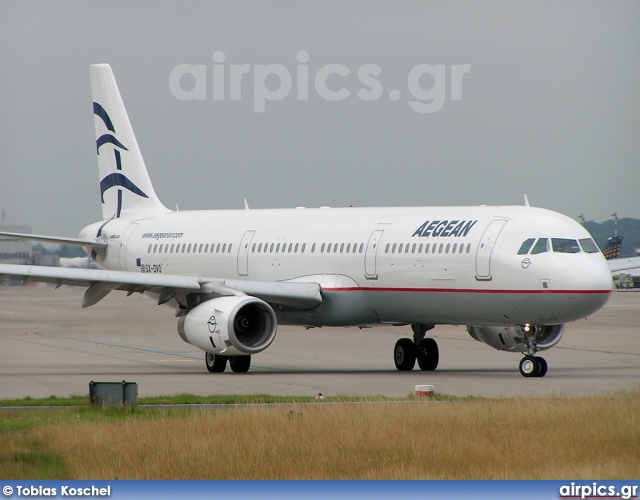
[178,296,277,356]
[467,324,565,353]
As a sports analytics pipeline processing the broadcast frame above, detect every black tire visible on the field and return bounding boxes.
[205,353,227,373]
[229,355,251,373]
[417,338,439,371]
[536,357,548,377]
[394,338,417,371]
[519,355,540,377]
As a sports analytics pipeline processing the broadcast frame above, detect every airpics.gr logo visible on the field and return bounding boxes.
[93,102,148,217]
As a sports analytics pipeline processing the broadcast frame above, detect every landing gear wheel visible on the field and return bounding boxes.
[519,355,540,377]
[206,353,227,373]
[537,357,548,377]
[394,338,417,371]
[417,338,439,371]
[229,355,251,373]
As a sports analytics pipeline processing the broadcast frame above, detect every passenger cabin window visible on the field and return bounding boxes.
[579,238,600,253]
[518,238,536,255]
[552,238,581,253]
[531,238,549,254]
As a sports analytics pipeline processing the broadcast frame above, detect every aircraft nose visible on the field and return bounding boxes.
[576,256,613,316]
[591,256,614,292]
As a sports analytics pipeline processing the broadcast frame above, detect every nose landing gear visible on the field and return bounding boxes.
[519,355,548,377]
[519,325,548,377]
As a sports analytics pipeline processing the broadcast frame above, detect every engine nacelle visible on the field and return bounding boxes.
[467,324,565,353]
[178,296,277,356]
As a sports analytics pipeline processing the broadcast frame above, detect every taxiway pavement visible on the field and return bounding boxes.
[1,286,638,399]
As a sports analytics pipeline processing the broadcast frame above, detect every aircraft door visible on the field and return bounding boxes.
[237,230,255,276]
[119,222,139,271]
[364,229,384,280]
[475,219,508,281]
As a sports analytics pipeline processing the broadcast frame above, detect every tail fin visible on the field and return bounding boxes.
[602,236,623,260]
[90,64,169,220]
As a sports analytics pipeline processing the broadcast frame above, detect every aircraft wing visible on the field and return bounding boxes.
[0,264,323,310]
[608,257,640,274]
[0,231,107,248]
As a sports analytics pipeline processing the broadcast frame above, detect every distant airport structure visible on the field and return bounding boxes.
[0,223,97,269]
[0,225,32,265]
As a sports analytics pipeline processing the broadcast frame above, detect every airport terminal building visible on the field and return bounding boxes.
[0,225,31,265]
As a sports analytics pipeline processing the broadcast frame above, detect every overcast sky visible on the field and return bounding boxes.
[1,1,639,237]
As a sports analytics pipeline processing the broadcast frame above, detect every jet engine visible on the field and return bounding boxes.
[178,296,277,356]
[467,324,565,353]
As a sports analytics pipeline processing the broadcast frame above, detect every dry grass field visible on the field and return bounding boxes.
[2,389,639,479]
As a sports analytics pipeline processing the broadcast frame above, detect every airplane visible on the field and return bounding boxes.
[608,256,640,288]
[0,64,613,378]
[598,236,640,288]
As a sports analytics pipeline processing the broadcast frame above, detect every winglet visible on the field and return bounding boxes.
[524,194,530,207]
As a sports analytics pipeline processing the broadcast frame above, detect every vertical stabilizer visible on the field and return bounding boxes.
[90,64,169,219]
[602,236,623,260]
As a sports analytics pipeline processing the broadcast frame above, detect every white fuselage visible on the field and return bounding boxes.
[82,204,613,328]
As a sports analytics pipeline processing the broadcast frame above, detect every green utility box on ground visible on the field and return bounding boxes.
[89,380,138,407]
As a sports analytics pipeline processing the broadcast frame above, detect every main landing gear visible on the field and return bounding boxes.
[205,353,251,373]
[518,324,548,377]
[394,323,439,371]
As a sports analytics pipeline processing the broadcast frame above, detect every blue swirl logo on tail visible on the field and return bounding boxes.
[99,173,149,202]
[93,102,148,216]
[96,133,128,154]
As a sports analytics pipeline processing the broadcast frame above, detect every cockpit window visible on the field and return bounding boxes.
[579,238,600,253]
[552,238,581,253]
[531,238,549,254]
[518,238,536,255]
